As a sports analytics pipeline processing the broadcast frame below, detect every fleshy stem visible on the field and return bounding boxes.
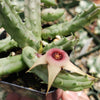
[66,8,100,45]
[0,35,18,53]
[42,4,100,40]
[41,8,64,22]
[43,37,77,53]
[24,0,41,40]
[65,5,100,61]
[0,0,39,50]
[41,0,57,6]
[0,55,26,77]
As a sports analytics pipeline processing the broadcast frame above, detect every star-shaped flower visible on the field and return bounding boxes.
[27,48,93,94]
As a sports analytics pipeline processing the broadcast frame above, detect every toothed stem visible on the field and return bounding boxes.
[0,0,39,50]
[41,8,64,22]
[0,35,18,53]
[0,55,26,77]
[41,0,57,6]
[24,0,41,40]
[43,37,77,53]
[11,0,24,13]
[42,4,100,40]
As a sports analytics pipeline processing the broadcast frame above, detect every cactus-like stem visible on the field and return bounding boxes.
[11,0,24,13]
[41,0,57,6]
[0,55,26,77]
[0,0,39,50]
[53,71,94,91]
[42,4,100,40]
[22,46,38,67]
[41,8,64,22]
[43,37,77,53]
[0,35,18,53]
[24,0,41,40]
[22,46,95,92]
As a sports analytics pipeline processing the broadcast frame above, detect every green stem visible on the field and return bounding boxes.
[0,35,18,53]
[0,0,39,50]
[41,8,64,22]
[41,0,57,6]
[66,9,100,45]
[42,4,100,40]
[0,55,26,77]
[24,0,41,40]
[43,37,77,53]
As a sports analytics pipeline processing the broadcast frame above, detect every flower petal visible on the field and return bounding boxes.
[27,55,47,72]
[63,60,95,80]
[46,64,61,94]
[63,60,86,76]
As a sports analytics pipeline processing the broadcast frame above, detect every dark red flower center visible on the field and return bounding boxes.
[52,51,63,60]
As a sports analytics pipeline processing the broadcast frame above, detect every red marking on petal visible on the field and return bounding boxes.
[52,51,63,60]
[46,48,69,66]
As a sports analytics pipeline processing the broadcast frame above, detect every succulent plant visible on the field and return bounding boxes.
[0,0,99,94]
[28,48,95,93]
[0,35,18,52]
[41,8,65,22]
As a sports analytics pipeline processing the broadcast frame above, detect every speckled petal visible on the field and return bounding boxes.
[27,55,47,72]
[63,60,86,76]
[46,64,61,94]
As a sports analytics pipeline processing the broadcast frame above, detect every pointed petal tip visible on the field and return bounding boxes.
[47,65,61,94]
[63,60,86,76]
[25,70,29,73]
[26,67,33,73]
[26,55,47,72]
[46,88,49,95]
